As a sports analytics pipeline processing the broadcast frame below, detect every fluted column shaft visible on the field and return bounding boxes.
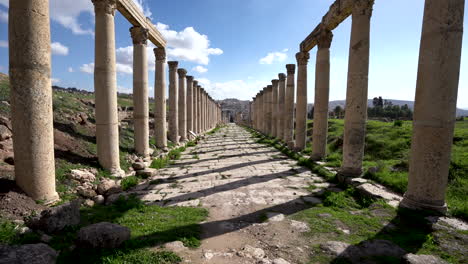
[341,1,373,176]
[154,48,167,149]
[93,0,121,175]
[168,61,179,144]
[278,74,286,141]
[285,64,296,148]
[295,51,310,151]
[9,0,58,202]
[400,0,465,213]
[178,68,187,142]
[193,81,198,133]
[131,26,149,157]
[197,85,202,133]
[311,30,333,160]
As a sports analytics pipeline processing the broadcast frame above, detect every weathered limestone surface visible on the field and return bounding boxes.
[197,85,202,133]
[271,80,279,138]
[311,30,333,160]
[193,81,198,133]
[131,26,149,157]
[400,0,465,213]
[178,68,187,142]
[168,61,179,144]
[295,51,310,151]
[154,48,167,149]
[187,76,194,134]
[266,85,273,135]
[285,65,296,149]
[341,1,373,177]
[278,74,286,141]
[92,0,122,175]
[9,0,59,202]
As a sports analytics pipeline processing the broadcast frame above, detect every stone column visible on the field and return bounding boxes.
[197,85,202,133]
[262,88,268,133]
[258,92,263,132]
[252,98,256,129]
[295,51,310,151]
[271,80,279,138]
[154,48,167,149]
[200,88,205,133]
[92,0,122,175]
[340,0,373,177]
[130,26,149,157]
[400,0,465,214]
[168,61,179,144]
[186,76,194,136]
[285,64,296,149]
[9,0,58,202]
[266,85,273,135]
[311,30,333,161]
[177,68,187,142]
[278,73,286,141]
[193,81,198,133]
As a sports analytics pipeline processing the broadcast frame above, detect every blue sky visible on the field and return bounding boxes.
[0,0,467,108]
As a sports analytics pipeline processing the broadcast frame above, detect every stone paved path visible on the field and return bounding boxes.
[130,124,334,263]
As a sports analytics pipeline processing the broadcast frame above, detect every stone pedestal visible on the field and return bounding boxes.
[278,73,286,141]
[130,26,149,157]
[311,30,333,161]
[340,1,373,177]
[177,68,187,142]
[92,0,122,175]
[295,51,310,151]
[271,80,279,138]
[400,0,464,214]
[154,48,167,149]
[9,0,59,202]
[285,64,296,149]
[168,61,179,144]
[186,76,194,135]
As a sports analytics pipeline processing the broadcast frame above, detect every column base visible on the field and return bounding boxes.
[399,195,447,215]
[43,192,60,205]
[287,141,295,150]
[110,168,125,178]
[337,167,363,183]
[310,153,324,161]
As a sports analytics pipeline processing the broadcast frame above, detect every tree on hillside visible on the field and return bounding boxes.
[333,105,344,119]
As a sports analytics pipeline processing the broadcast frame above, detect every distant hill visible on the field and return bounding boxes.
[308,99,468,117]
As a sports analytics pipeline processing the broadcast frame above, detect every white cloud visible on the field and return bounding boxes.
[132,0,152,18]
[0,40,7,48]
[0,9,7,23]
[259,49,288,64]
[192,65,208,73]
[196,78,266,100]
[80,62,94,74]
[51,42,69,55]
[117,85,132,94]
[116,63,133,75]
[68,67,74,72]
[51,78,60,84]
[0,0,7,7]
[156,23,223,65]
[49,0,94,35]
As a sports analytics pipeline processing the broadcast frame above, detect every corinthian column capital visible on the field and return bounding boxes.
[92,0,117,16]
[353,0,374,17]
[317,29,333,49]
[296,51,310,65]
[154,47,166,61]
[130,26,149,45]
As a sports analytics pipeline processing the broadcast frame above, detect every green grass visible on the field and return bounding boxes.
[44,195,209,263]
[303,118,468,220]
[121,176,139,191]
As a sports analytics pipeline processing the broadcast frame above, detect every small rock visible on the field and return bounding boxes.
[93,195,105,205]
[76,186,97,198]
[77,222,130,249]
[320,241,350,256]
[18,227,31,235]
[164,241,187,252]
[26,200,80,233]
[132,162,146,171]
[290,220,310,232]
[241,245,265,260]
[97,179,122,196]
[0,243,58,264]
[302,196,322,204]
[136,169,156,179]
[83,199,95,207]
[402,253,449,264]
[266,212,285,222]
[273,258,290,264]
[40,234,52,243]
[69,169,96,183]
[105,193,130,205]
[0,124,12,141]
[203,251,214,260]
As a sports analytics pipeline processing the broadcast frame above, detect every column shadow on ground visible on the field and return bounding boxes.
[171,150,281,167]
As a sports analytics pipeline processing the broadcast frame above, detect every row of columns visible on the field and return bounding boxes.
[7,0,222,202]
[250,0,465,214]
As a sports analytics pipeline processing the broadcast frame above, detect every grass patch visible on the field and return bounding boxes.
[121,176,139,191]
